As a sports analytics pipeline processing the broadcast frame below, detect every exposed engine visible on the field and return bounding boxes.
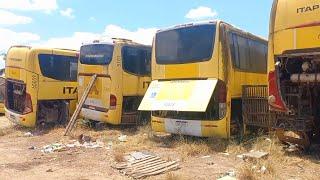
[276,54,320,135]
[37,100,70,126]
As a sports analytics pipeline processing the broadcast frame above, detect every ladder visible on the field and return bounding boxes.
[64,74,97,136]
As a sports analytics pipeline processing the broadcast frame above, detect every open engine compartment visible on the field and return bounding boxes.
[276,54,320,133]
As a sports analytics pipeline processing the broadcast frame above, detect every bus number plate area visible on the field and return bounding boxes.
[164,119,202,137]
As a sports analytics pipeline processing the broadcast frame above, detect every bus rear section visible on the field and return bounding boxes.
[5,46,78,127]
[78,41,151,125]
[78,43,112,123]
[267,0,320,148]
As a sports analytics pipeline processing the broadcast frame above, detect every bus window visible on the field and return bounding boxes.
[80,44,114,65]
[122,46,151,76]
[38,54,78,81]
[229,32,267,73]
[156,24,216,64]
[248,39,267,73]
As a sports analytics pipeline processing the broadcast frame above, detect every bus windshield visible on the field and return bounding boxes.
[155,24,216,64]
[80,44,114,65]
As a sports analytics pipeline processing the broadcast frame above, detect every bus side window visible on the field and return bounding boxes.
[228,32,267,73]
[122,46,152,76]
[38,54,78,81]
[248,40,268,73]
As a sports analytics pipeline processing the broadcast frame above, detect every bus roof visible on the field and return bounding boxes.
[9,45,78,52]
[156,20,267,42]
[81,39,151,47]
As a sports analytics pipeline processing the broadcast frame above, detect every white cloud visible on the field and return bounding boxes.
[0,0,58,13]
[185,6,218,20]
[0,10,32,26]
[0,25,157,53]
[102,25,158,45]
[60,8,75,19]
[35,25,157,50]
[35,32,100,50]
[0,28,40,52]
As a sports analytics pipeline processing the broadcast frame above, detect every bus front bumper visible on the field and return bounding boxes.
[151,116,228,138]
[5,108,36,127]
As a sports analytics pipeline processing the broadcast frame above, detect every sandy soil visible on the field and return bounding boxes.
[0,116,320,180]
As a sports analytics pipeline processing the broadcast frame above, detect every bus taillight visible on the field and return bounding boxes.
[23,93,33,114]
[268,71,287,112]
[110,94,117,110]
[217,81,227,119]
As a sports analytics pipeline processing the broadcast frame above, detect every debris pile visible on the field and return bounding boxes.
[217,170,236,180]
[39,135,105,153]
[237,150,269,161]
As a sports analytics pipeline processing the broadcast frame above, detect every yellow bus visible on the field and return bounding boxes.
[267,0,320,147]
[139,21,268,138]
[5,46,78,127]
[0,69,5,114]
[78,39,151,125]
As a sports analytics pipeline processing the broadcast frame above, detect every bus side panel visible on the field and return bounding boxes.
[122,72,138,96]
[217,27,230,138]
[38,81,77,100]
[107,45,123,124]
[138,76,151,96]
[26,71,38,127]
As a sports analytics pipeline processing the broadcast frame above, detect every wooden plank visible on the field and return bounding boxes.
[113,156,179,179]
[129,157,160,166]
[125,160,168,175]
[113,155,154,169]
[133,163,179,179]
[131,161,177,176]
[64,74,97,136]
[130,156,156,165]
[124,159,165,173]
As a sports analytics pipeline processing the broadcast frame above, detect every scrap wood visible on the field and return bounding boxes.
[132,162,179,179]
[113,155,179,179]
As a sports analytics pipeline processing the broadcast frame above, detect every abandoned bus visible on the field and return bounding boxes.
[0,69,5,114]
[267,0,320,147]
[5,46,78,127]
[139,21,268,138]
[78,39,151,125]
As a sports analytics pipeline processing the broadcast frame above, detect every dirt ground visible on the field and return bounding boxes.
[1,116,320,180]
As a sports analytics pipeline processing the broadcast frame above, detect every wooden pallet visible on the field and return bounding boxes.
[113,155,179,179]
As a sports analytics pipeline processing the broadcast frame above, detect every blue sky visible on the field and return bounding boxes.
[0,0,273,54]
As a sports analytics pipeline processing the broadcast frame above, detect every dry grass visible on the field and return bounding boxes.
[0,127,14,136]
[234,133,287,179]
[113,145,126,162]
[238,165,257,180]
[165,172,183,180]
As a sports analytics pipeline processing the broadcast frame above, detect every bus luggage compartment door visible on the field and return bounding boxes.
[78,74,111,113]
[242,85,275,128]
